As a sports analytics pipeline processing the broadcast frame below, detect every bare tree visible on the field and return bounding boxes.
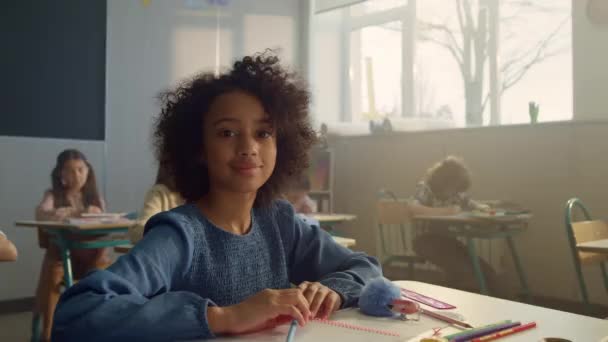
[417,0,569,125]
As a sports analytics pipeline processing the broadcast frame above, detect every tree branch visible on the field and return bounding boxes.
[480,91,491,114]
[456,0,466,35]
[501,16,569,92]
[418,34,466,77]
[418,21,464,64]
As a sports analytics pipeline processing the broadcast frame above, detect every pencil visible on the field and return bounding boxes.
[419,308,473,329]
[285,319,298,342]
[444,320,512,340]
[471,322,537,341]
[452,322,521,342]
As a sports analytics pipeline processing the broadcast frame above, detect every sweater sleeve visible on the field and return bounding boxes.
[279,202,382,308]
[52,212,217,341]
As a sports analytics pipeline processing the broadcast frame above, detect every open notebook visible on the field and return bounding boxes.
[215,308,452,342]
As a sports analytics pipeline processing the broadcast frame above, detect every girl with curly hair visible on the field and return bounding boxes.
[52,52,381,341]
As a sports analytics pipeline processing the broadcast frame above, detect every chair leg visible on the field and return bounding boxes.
[466,238,488,295]
[408,260,415,280]
[600,262,608,293]
[572,255,590,307]
[30,313,41,342]
[33,250,64,342]
[506,236,530,301]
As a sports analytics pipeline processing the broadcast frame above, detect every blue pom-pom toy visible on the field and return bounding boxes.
[358,277,401,317]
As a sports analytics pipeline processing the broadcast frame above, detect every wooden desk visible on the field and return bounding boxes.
[577,239,608,254]
[213,281,608,341]
[412,213,531,297]
[306,213,357,233]
[308,213,356,225]
[16,219,133,287]
[115,235,357,254]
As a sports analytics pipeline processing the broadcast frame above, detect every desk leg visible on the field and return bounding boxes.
[466,238,488,295]
[54,233,74,288]
[506,236,530,300]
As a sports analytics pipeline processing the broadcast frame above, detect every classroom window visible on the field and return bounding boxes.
[309,0,572,133]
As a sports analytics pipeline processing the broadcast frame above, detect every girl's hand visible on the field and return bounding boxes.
[297,281,342,319]
[209,288,311,335]
[86,206,103,214]
[55,207,76,220]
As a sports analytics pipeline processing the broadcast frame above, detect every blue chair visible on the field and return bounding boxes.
[564,198,608,307]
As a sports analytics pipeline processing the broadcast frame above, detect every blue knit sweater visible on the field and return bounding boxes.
[51,200,381,341]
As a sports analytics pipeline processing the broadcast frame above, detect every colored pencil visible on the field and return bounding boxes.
[453,322,521,342]
[471,322,537,341]
[444,321,512,340]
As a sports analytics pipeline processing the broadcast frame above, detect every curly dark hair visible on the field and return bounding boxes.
[424,155,472,195]
[153,51,317,207]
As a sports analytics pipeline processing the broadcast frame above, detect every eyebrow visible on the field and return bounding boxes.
[212,116,273,127]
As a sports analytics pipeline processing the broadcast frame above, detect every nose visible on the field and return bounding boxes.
[237,134,258,157]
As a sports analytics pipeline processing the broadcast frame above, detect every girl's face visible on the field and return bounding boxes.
[61,159,89,192]
[202,91,277,196]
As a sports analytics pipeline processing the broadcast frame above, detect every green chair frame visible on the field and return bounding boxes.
[564,197,608,307]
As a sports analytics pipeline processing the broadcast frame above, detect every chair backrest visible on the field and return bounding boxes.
[565,198,608,264]
[376,199,414,256]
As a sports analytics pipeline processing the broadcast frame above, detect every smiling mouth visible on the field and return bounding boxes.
[232,164,262,175]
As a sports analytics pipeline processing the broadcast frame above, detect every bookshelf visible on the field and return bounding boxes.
[307,148,333,213]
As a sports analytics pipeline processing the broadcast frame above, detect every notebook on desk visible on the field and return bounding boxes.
[215,309,448,342]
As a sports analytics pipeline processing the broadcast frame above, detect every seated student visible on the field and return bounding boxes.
[34,149,110,341]
[0,230,18,262]
[409,156,498,292]
[52,52,381,341]
[129,161,184,243]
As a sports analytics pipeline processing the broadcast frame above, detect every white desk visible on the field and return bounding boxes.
[577,239,608,254]
[213,281,608,341]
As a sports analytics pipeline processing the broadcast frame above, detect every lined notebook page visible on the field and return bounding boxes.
[216,308,447,342]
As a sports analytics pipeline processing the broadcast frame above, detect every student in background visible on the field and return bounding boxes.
[34,149,110,341]
[410,156,497,292]
[52,52,381,341]
[0,230,18,262]
[285,175,317,214]
[129,161,184,243]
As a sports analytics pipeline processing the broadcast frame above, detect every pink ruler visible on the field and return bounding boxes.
[400,288,456,310]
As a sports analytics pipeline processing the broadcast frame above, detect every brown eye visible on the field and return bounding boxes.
[220,129,236,137]
[258,130,273,139]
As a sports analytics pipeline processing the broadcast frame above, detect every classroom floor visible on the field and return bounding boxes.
[0,311,31,342]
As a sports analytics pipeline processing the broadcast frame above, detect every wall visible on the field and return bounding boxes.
[573,0,608,121]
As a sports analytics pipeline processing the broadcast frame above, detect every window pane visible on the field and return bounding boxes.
[416,0,476,128]
[499,0,572,124]
[350,22,402,124]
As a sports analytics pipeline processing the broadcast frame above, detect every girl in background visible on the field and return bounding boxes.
[34,149,110,341]
[129,161,184,243]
